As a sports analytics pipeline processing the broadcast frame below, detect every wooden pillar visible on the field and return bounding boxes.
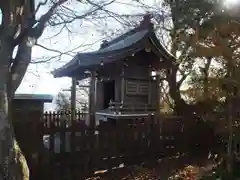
[156,69,161,117]
[88,71,97,128]
[95,81,103,111]
[114,79,120,102]
[71,78,77,123]
[70,78,77,178]
[148,68,152,105]
[121,66,125,104]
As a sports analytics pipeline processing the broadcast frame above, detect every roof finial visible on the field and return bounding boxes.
[100,40,108,49]
[140,13,152,28]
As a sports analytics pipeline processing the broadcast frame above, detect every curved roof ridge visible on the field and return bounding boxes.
[100,14,154,49]
[52,14,174,78]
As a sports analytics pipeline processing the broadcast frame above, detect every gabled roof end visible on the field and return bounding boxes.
[140,14,153,29]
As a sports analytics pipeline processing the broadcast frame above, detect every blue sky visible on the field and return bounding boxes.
[14,0,155,110]
[16,0,153,97]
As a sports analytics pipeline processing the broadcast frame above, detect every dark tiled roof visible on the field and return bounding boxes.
[52,15,175,78]
[99,29,149,52]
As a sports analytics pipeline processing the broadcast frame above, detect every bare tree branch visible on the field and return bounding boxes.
[13,0,68,47]
[34,0,48,15]
[32,37,105,64]
[48,0,116,27]
[36,43,73,56]
[11,41,31,94]
[177,72,191,89]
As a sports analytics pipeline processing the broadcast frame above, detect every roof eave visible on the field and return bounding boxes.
[51,53,80,78]
[14,94,54,103]
[149,33,176,62]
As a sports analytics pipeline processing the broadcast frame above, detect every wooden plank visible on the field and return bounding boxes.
[49,112,55,153]
[89,71,97,128]
[156,69,161,118]
[125,80,149,96]
[121,77,125,103]
[60,111,66,153]
[35,112,216,179]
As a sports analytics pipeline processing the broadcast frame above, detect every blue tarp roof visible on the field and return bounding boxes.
[14,94,53,103]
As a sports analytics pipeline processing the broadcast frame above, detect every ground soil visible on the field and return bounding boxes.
[86,154,219,180]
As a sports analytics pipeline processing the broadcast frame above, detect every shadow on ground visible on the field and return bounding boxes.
[87,154,220,180]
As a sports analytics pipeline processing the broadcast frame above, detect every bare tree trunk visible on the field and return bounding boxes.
[0,86,29,180]
[0,42,29,180]
[167,66,187,115]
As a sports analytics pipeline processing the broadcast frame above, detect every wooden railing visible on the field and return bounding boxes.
[37,115,214,175]
[108,100,155,113]
[38,115,189,179]
[13,109,220,180]
[42,111,88,127]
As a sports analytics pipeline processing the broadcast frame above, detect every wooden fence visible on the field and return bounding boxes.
[15,111,217,180]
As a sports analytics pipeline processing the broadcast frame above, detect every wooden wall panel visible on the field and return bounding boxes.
[96,81,104,111]
[124,95,148,104]
[125,80,138,95]
[138,81,149,95]
[13,99,43,112]
[150,80,158,105]
[124,66,149,80]
[125,80,149,96]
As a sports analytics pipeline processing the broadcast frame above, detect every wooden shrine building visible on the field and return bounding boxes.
[52,14,173,126]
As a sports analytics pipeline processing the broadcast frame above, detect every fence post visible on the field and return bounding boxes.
[149,113,155,160]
